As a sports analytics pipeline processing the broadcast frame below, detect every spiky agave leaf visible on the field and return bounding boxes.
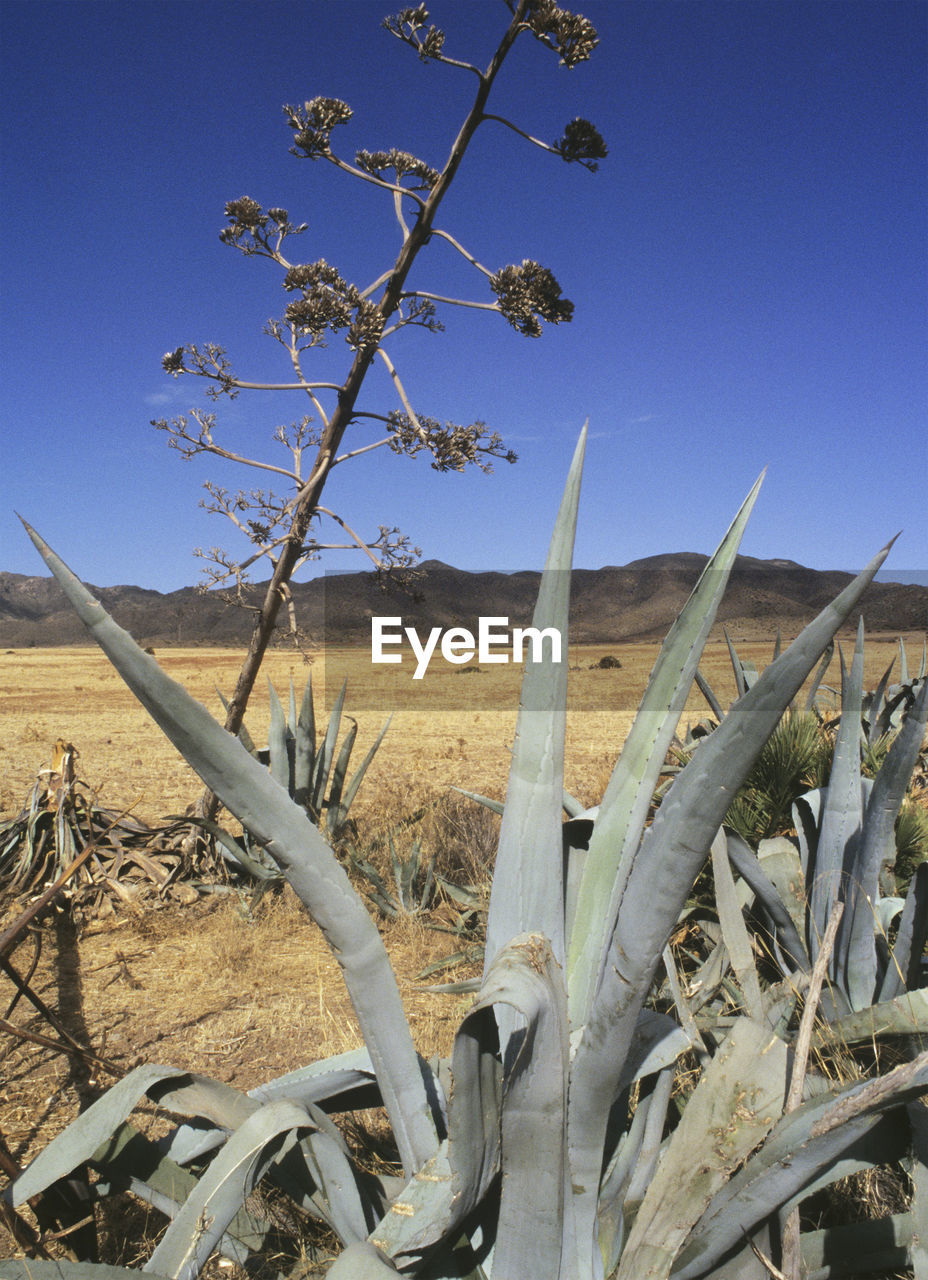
[18,519,438,1180]
[841,673,928,1008]
[566,535,896,1268]
[484,426,586,993]
[567,471,764,1027]
[809,622,865,965]
[266,678,294,791]
[616,1017,790,1280]
[370,933,569,1278]
[293,676,316,805]
[8,1065,188,1206]
[312,678,347,815]
[0,1268,172,1280]
[672,1049,928,1280]
[144,1100,318,1280]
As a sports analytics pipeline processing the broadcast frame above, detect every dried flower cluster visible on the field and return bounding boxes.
[387,412,517,472]
[160,344,239,398]
[355,148,440,190]
[522,0,599,67]
[284,96,353,159]
[218,198,307,256]
[554,117,608,170]
[490,259,575,336]
[382,5,446,61]
[282,261,384,350]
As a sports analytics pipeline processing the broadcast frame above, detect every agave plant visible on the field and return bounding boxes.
[183,676,390,885]
[721,622,928,1022]
[0,738,187,909]
[862,634,928,741]
[5,430,927,1278]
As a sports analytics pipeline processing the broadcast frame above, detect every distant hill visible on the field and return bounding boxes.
[1,556,925,649]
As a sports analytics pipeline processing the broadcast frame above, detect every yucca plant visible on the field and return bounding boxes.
[6,429,927,1278]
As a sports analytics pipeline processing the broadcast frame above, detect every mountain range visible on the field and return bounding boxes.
[1,556,925,649]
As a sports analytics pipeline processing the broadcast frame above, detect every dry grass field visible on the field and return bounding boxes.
[2,631,920,825]
[0,631,924,1266]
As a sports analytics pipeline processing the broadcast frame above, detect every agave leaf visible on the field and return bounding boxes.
[694,667,725,723]
[909,1098,928,1280]
[326,1242,401,1277]
[661,945,709,1053]
[0,1267,172,1280]
[293,677,316,806]
[9,1064,187,1205]
[597,1068,675,1276]
[866,657,897,744]
[777,1112,912,1222]
[339,714,393,818]
[248,1045,381,1110]
[725,831,808,974]
[812,622,864,966]
[325,715,359,833]
[375,933,571,1273]
[128,1072,283,1168]
[672,1049,928,1280]
[92,1122,271,1264]
[844,675,928,1009]
[615,1017,789,1280]
[18,521,438,1178]
[279,1104,378,1243]
[567,537,896,1262]
[800,1213,914,1280]
[791,787,821,879]
[710,830,764,1020]
[476,935,570,1280]
[567,472,764,1026]
[804,639,835,714]
[371,998,503,1262]
[623,1066,676,1209]
[153,1073,262,1132]
[724,629,747,698]
[452,787,504,816]
[145,1099,314,1280]
[173,813,278,881]
[879,862,928,1001]
[484,426,586,987]
[618,1009,692,1090]
[266,679,293,791]
[155,1067,388,1238]
[562,787,585,818]
[312,679,347,814]
[816,987,928,1048]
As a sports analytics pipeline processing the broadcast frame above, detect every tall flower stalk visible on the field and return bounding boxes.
[153,2,606,780]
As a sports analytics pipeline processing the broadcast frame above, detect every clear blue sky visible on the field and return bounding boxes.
[2,0,925,592]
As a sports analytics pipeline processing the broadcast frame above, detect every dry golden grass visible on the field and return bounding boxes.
[1,632,919,825]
